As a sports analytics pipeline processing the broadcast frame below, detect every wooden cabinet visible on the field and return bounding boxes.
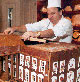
[0,0,37,32]
[0,0,2,32]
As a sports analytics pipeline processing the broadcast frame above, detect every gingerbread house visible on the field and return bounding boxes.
[0,35,80,82]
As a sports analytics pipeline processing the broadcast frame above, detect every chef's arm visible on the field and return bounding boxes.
[21,29,55,41]
[12,25,27,33]
[37,29,68,39]
[58,34,68,39]
[37,29,55,38]
[53,34,68,41]
[3,25,27,34]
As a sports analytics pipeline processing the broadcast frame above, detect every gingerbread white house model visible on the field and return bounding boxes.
[0,34,80,82]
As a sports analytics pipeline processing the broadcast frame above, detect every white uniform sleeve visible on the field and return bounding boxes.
[25,19,49,32]
[52,19,73,37]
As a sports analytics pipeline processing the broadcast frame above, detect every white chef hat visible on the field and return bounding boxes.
[47,0,61,8]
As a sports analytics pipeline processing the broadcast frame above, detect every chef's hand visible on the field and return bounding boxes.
[21,31,38,41]
[52,36,60,41]
[3,27,16,34]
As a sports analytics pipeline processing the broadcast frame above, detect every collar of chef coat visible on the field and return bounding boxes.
[48,15,64,29]
[48,15,72,37]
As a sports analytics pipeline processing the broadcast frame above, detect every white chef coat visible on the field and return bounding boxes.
[25,16,73,43]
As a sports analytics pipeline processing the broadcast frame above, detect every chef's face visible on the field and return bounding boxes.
[47,7,62,24]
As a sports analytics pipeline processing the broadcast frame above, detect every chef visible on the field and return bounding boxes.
[3,0,73,43]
